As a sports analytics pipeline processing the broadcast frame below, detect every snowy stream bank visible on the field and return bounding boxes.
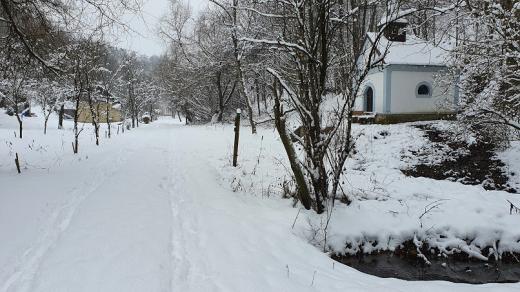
[220,121,520,283]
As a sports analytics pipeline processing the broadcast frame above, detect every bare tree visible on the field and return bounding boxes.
[0,0,141,74]
[159,1,245,123]
[2,74,29,139]
[35,79,69,134]
[208,0,257,132]
[238,0,420,212]
[0,48,34,139]
[67,39,103,152]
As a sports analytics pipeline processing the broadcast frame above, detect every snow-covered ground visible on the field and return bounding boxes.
[225,122,520,259]
[1,111,519,291]
[500,141,520,191]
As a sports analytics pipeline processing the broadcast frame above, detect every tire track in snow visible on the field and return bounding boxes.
[163,130,192,291]
[163,128,216,291]
[0,148,128,292]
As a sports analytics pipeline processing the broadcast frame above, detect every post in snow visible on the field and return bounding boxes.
[233,108,241,167]
[15,153,21,174]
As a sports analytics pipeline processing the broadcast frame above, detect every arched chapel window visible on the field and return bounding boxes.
[416,82,432,97]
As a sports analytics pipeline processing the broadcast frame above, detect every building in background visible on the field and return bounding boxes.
[355,18,458,123]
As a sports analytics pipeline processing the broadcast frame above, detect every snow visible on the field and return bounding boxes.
[226,122,520,261]
[63,101,75,110]
[498,141,520,191]
[366,32,449,66]
[0,111,519,291]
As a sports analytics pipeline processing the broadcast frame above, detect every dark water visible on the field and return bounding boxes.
[335,253,520,284]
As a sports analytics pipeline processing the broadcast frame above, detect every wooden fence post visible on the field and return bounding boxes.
[15,153,21,174]
[233,108,241,167]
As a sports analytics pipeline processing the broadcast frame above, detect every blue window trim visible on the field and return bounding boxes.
[383,68,392,113]
[415,81,433,98]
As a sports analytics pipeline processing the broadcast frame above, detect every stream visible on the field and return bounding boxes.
[335,253,520,284]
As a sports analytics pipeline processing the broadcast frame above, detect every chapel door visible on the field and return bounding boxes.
[366,87,374,112]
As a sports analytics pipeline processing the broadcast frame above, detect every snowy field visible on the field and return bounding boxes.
[1,112,519,291]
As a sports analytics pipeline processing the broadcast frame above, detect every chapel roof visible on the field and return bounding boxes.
[366,32,450,66]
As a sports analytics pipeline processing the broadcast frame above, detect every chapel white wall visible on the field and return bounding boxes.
[389,70,454,114]
[356,70,384,112]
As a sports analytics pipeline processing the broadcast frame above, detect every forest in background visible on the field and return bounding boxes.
[1,0,518,213]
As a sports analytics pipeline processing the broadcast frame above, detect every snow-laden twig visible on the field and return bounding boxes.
[241,38,311,58]
[507,200,520,215]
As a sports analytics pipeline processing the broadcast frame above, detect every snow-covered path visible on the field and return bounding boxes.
[1,119,519,292]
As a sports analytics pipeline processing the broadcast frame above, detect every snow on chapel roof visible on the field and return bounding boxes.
[366,32,449,66]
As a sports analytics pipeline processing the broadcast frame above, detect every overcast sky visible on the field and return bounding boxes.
[115,0,209,56]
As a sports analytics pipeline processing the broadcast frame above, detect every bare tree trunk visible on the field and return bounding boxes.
[263,82,268,111]
[86,76,100,146]
[74,135,79,153]
[272,80,312,210]
[58,104,64,129]
[93,111,100,146]
[16,114,22,139]
[106,98,111,138]
[73,95,80,154]
[44,116,49,135]
[216,71,225,122]
[183,106,192,124]
[231,0,256,134]
[12,99,23,139]
[255,79,261,116]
